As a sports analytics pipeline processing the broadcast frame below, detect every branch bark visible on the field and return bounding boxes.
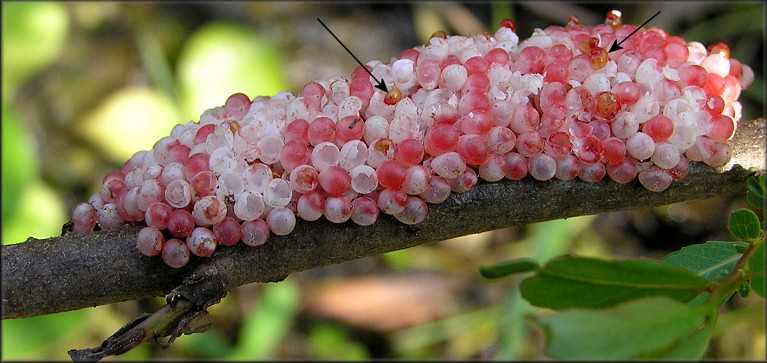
[3,118,765,320]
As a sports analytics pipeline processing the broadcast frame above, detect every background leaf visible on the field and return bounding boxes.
[76,87,181,163]
[1,105,38,226]
[479,258,539,279]
[747,175,766,209]
[493,218,579,359]
[307,322,369,360]
[662,241,750,281]
[519,256,712,310]
[539,297,709,359]
[176,21,288,122]
[728,209,762,242]
[639,318,715,359]
[1,1,69,102]
[1,310,85,359]
[227,278,300,359]
[749,243,765,298]
[2,181,66,245]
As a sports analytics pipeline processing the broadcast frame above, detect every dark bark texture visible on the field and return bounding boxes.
[3,118,765,320]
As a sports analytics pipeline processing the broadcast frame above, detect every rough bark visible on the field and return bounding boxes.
[2,118,765,320]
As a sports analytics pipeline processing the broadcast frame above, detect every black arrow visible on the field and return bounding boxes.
[608,11,661,53]
[317,18,389,93]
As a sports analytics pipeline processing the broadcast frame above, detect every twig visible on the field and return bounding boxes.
[67,296,212,362]
[2,118,765,321]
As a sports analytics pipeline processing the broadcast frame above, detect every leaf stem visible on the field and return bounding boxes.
[706,238,764,306]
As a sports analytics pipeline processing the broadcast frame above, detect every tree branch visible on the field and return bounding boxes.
[3,118,765,320]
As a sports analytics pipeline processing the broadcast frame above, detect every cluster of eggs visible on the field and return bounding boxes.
[68,10,753,268]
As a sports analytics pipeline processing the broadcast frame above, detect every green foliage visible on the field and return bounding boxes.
[3,3,764,360]
[1,106,38,226]
[749,243,765,297]
[176,21,288,121]
[492,178,766,359]
[728,209,762,243]
[1,306,151,360]
[1,310,86,358]
[1,1,69,102]
[493,218,576,359]
[228,278,300,359]
[662,241,750,281]
[307,323,369,360]
[539,296,710,359]
[1,2,68,245]
[2,181,67,245]
[738,282,751,298]
[747,174,765,209]
[519,256,712,310]
[647,319,715,359]
[77,88,182,163]
[170,327,232,358]
[478,258,539,279]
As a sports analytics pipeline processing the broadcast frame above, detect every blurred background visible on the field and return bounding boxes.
[2,2,764,360]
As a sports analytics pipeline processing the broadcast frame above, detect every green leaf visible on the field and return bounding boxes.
[539,297,709,359]
[519,256,712,310]
[479,258,539,279]
[495,218,575,360]
[728,209,762,242]
[749,277,764,298]
[747,174,766,209]
[662,241,749,281]
[642,317,715,359]
[749,242,765,298]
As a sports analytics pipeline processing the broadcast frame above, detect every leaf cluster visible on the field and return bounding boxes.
[480,175,766,359]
